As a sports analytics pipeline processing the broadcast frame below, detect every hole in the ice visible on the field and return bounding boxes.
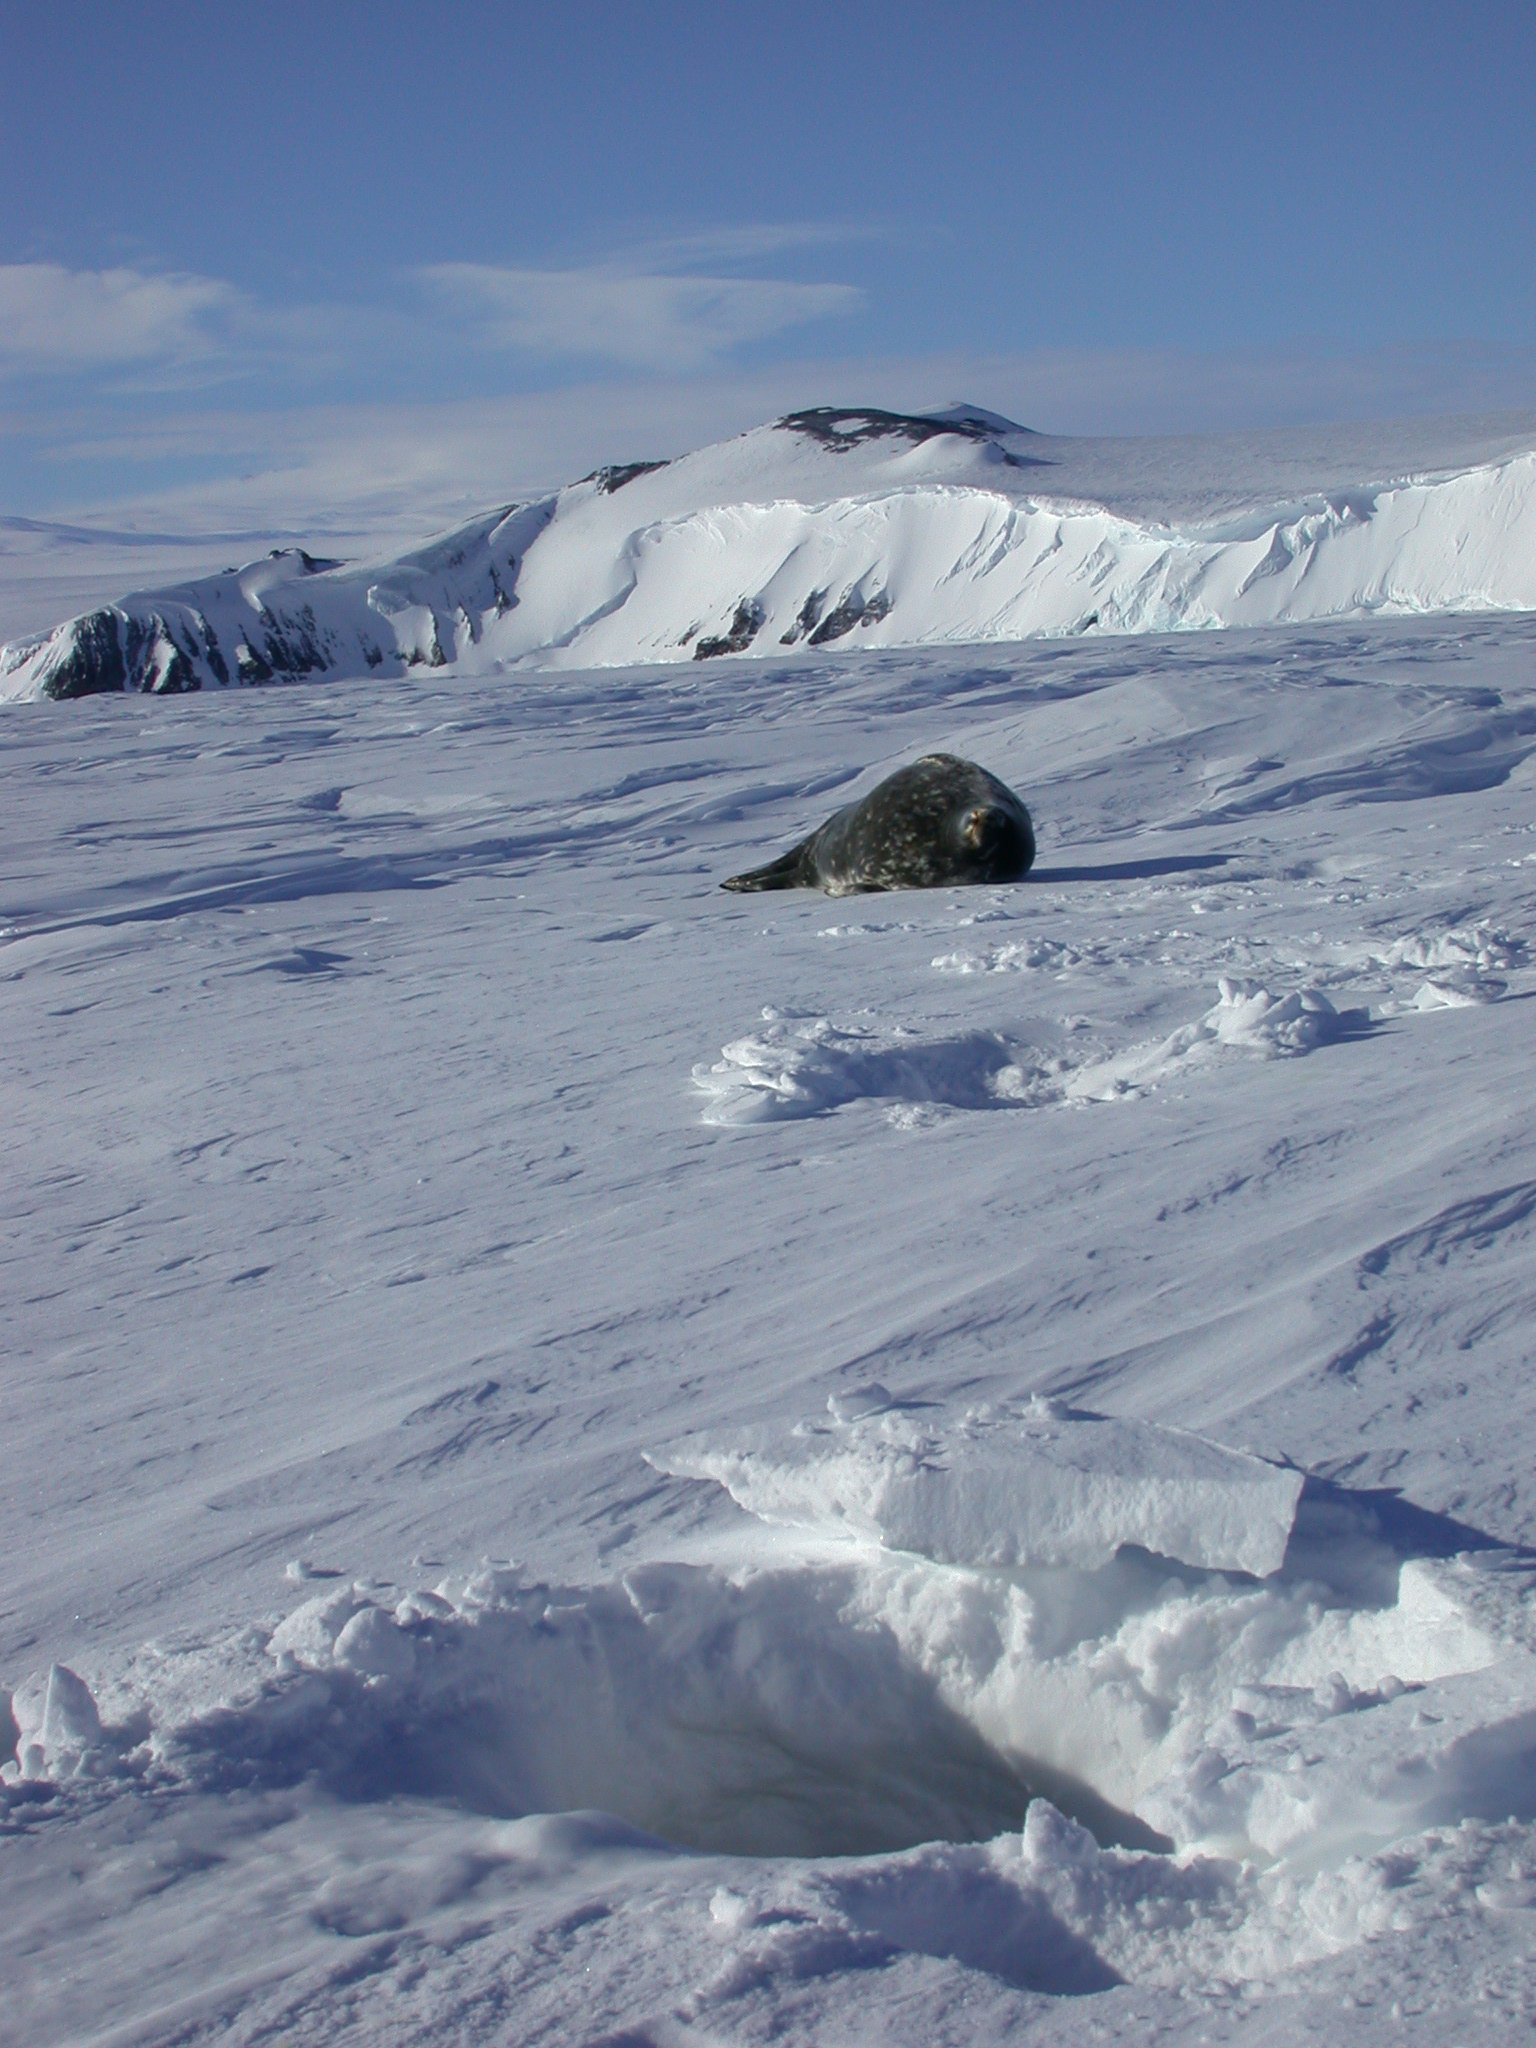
[173,1563,1171,1861]
[39,1475,1517,1866]
[420,1688,1168,1860]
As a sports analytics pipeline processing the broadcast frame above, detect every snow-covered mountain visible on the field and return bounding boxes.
[6,403,1536,701]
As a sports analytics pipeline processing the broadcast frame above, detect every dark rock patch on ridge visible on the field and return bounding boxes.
[695,600,765,660]
[781,589,828,645]
[583,461,667,495]
[268,547,345,573]
[777,406,1049,469]
[33,609,208,700]
[808,588,891,646]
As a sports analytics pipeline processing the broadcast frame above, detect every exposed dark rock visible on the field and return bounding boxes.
[259,604,332,678]
[488,561,516,615]
[405,612,449,668]
[195,615,230,685]
[35,609,211,697]
[694,599,765,660]
[777,406,1049,470]
[780,589,828,646]
[36,610,129,699]
[780,406,972,451]
[583,461,667,494]
[268,547,344,573]
[807,587,891,646]
[236,640,274,684]
[151,622,199,693]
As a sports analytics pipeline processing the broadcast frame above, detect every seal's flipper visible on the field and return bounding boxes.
[721,836,815,892]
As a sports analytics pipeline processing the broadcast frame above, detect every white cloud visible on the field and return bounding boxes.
[628,222,882,268]
[0,263,245,372]
[0,245,863,387]
[416,262,861,370]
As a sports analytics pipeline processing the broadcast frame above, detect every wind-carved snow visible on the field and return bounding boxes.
[6,412,1536,699]
[1058,979,1367,1101]
[696,980,1366,1124]
[649,1394,1305,1575]
[694,1010,1023,1124]
[937,916,1526,1039]
[5,1665,116,1786]
[933,933,1089,974]
[1370,922,1527,1010]
[6,573,1536,2038]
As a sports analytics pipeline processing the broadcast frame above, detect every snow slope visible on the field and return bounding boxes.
[5,425,1536,2040]
[5,405,1536,702]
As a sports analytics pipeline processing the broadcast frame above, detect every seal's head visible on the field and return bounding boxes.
[947,800,1035,883]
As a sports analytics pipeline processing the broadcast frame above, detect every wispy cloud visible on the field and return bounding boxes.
[415,261,860,370]
[624,221,882,269]
[0,238,865,391]
[0,263,245,372]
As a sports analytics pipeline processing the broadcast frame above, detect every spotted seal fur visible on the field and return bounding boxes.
[722,754,1035,896]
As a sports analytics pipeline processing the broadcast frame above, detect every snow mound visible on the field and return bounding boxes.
[6,415,1536,699]
[1380,923,1525,977]
[697,982,1367,1126]
[933,934,1087,975]
[694,1011,1020,1125]
[650,1396,1305,1576]
[1379,921,1527,1009]
[1197,976,1363,1055]
[1059,979,1369,1103]
[1267,920,1530,1014]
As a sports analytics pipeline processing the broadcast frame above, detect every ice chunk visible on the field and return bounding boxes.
[651,1398,1304,1577]
[5,1663,106,1782]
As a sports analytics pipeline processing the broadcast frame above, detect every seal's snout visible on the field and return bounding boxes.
[952,800,1033,881]
[957,803,1013,856]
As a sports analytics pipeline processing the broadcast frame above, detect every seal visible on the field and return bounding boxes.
[722,754,1035,896]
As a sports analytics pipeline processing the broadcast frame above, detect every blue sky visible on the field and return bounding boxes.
[3,1,1534,522]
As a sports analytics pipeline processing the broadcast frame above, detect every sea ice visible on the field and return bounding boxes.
[4,420,1536,2040]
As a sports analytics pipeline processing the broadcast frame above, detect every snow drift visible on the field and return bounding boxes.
[5,405,1536,701]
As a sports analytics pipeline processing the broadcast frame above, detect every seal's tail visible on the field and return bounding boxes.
[721,838,813,892]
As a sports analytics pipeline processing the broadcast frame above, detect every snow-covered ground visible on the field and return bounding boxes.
[4,416,1536,2042]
